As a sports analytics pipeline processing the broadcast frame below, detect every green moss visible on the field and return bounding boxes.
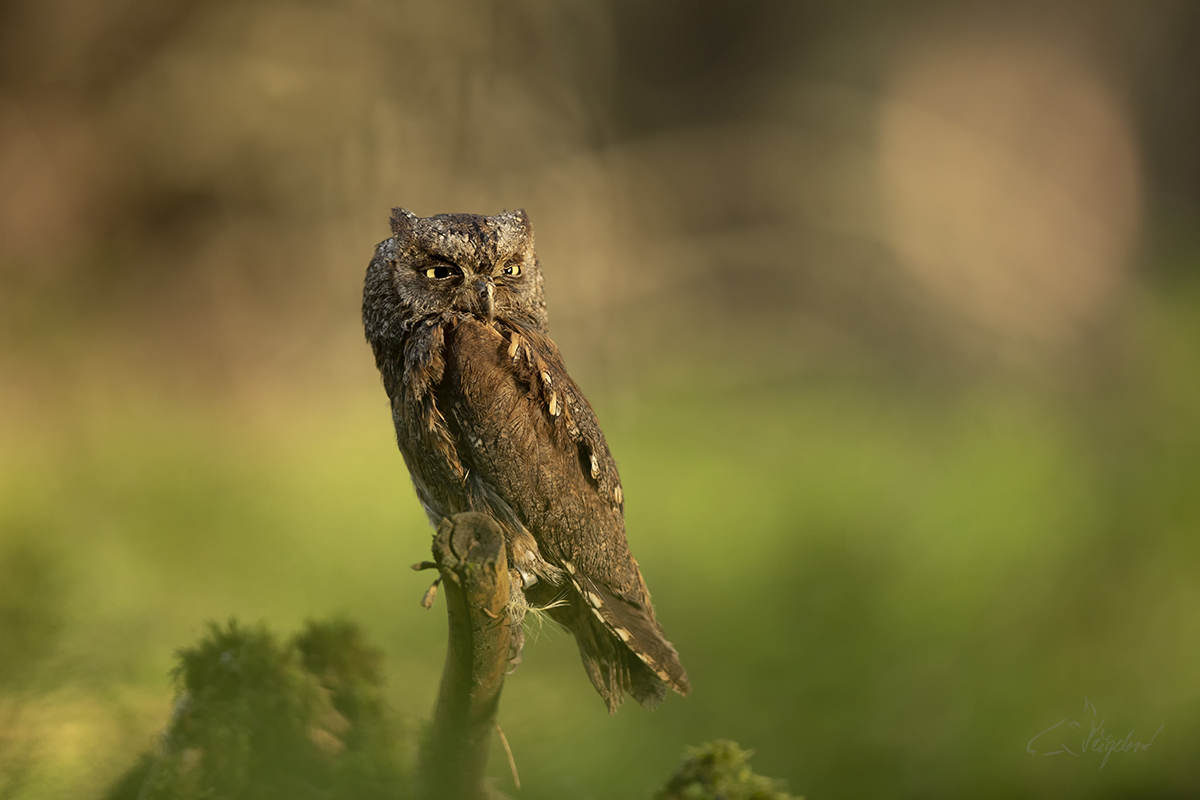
[654,741,799,800]
[103,618,409,800]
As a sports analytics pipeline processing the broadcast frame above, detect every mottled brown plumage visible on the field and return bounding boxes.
[362,208,688,712]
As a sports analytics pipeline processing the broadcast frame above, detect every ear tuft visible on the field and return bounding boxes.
[390,208,417,237]
[511,208,532,238]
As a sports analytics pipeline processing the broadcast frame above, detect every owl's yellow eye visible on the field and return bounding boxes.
[424,265,459,280]
[502,264,522,277]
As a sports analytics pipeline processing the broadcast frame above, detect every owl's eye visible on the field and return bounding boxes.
[424,265,460,280]
[501,264,522,277]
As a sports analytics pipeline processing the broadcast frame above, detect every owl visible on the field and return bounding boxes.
[362,208,689,712]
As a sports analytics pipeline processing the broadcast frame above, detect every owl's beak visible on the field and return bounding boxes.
[476,277,496,322]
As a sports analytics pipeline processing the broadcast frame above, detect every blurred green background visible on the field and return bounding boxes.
[2,0,1200,797]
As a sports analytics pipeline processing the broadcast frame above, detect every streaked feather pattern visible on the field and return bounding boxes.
[363,208,688,712]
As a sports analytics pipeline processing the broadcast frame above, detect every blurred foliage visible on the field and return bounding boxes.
[0,537,65,688]
[97,620,798,800]
[102,619,408,800]
[654,741,797,800]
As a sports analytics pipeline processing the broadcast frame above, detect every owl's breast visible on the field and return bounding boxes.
[388,319,470,525]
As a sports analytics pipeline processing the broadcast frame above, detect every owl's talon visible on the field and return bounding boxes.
[420,577,441,609]
[481,606,501,620]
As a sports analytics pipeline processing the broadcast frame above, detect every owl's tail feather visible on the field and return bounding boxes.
[547,583,689,713]
[590,580,690,697]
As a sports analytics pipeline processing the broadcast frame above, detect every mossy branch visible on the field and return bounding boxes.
[415,512,513,800]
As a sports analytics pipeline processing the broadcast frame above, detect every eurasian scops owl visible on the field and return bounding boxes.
[362,208,689,712]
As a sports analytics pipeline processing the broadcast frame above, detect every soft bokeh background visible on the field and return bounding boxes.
[3,0,1199,796]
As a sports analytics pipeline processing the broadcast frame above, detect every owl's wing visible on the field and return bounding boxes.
[437,317,688,710]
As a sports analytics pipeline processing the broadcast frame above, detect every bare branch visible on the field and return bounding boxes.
[415,512,513,800]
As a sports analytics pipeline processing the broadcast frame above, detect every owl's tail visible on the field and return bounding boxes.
[542,581,689,713]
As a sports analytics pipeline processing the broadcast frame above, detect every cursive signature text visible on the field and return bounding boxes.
[1027,696,1163,769]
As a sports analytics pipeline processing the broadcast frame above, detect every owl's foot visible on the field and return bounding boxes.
[502,577,529,673]
[507,623,525,673]
[479,602,525,670]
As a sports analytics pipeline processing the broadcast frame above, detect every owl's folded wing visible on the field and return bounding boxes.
[438,318,689,707]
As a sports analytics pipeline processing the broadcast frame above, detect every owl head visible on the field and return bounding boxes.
[363,208,548,348]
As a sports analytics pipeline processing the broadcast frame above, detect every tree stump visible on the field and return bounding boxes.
[415,512,513,800]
